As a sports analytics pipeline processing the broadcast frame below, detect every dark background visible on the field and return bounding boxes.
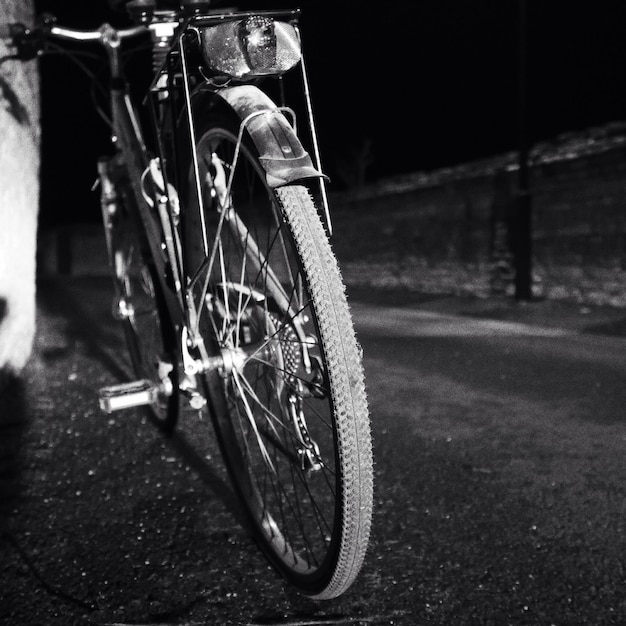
[29,1,626,226]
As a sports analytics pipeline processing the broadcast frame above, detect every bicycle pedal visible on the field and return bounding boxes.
[98,379,157,413]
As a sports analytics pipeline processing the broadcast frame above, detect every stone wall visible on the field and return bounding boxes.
[330,123,626,307]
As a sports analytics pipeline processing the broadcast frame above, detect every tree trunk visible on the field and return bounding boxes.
[0,0,40,374]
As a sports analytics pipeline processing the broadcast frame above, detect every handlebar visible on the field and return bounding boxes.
[50,24,147,43]
[0,0,212,52]
[0,14,148,60]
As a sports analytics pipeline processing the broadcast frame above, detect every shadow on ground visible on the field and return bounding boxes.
[0,371,28,534]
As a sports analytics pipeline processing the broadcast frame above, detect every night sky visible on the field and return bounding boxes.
[29,1,626,225]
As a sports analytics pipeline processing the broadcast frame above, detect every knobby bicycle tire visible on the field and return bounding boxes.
[182,116,373,599]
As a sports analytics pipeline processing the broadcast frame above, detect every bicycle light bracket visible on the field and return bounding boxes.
[173,21,331,225]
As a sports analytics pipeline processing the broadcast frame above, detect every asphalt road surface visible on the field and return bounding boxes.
[2,277,626,625]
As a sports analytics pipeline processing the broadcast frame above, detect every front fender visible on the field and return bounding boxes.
[201,84,323,188]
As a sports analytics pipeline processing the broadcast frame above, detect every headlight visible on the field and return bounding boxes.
[200,16,301,79]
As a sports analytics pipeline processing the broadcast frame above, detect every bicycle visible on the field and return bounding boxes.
[1,0,373,600]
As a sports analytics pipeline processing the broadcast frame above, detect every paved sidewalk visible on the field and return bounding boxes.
[345,285,626,337]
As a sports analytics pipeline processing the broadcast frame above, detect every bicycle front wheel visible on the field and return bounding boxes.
[183,117,373,599]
